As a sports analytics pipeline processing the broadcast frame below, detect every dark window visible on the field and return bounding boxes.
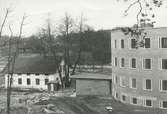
[162,59,167,69]
[146,79,151,90]
[121,58,125,67]
[36,73,39,75]
[115,76,118,84]
[161,38,167,48]
[115,40,117,48]
[132,98,137,104]
[144,59,151,69]
[27,73,30,75]
[121,39,124,48]
[122,95,126,101]
[36,79,40,85]
[18,73,21,75]
[146,100,152,106]
[162,80,167,91]
[116,93,118,98]
[115,57,117,67]
[18,78,22,85]
[132,78,136,88]
[162,101,167,108]
[27,78,31,85]
[131,39,136,48]
[45,79,49,85]
[131,58,136,68]
[145,38,150,48]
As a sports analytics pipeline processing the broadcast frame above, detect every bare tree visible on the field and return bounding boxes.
[71,14,86,75]
[59,12,74,87]
[0,8,11,39]
[6,14,27,114]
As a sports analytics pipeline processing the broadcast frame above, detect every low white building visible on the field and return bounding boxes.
[4,55,65,91]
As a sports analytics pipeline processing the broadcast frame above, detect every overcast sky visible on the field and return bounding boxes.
[0,0,167,37]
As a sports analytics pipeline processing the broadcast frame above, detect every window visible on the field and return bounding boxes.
[144,99,152,107]
[115,57,118,67]
[27,73,30,75]
[144,79,152,90]
[120,77,126,87]
[161,59,167,69]
[131,97,137,104]
[27,78,31,85]
[115,75,118,84]
[114,40,117,48]
[45,79,49,85]
[116,92,118,99]
[145,38,150,48]
[121,95,126,102]
[131,39,136,48]
[143,59,151,69]
[160,101,167,108]
[130,78,137,89]
[121,58,125,67]
[131,58,136,68]
[36,78,40,85]
[36,73,39,76]
[121,39,124,48]
[18,78,22,85]
[161,37,167,48]
[160,80,167,91]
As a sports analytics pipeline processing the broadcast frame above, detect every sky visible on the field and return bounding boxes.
[0,0,167,37]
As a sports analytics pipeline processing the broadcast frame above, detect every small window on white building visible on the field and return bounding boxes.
[144,79,152,90]
[121,58,125,67]
[131,58,136,68]
[120,77,126,87]
[144,99,152,107]
[145,38,151,48]
[115,75,118,84]
[45,79,49,85]
[18,78,22,85]
[121,39,124,48]
[160,101,167,109]
[27,78,31,85]
[143,59,151,69]
[130,78,137,89]
[36,78,40,85]
[160,80,167,91]
[161,59,167,69]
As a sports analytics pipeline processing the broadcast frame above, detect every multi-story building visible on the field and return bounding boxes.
[111,26,167,109]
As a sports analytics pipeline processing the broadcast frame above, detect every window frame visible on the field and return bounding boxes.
[121,39,125,49]
[120,76,126,87]
[27,78,31,85]
[144,38,151,48]
[130,38,136,49]
[160,58,167,70]
[160,80,167,92]
[143,79,152,91]
[36,78,40,85]
[143,58,152,70]
[18,78,22,85]
[160,101,167,109]
[159,37,167,48]
[130,97,138,105]
[120,58,125,68]
[121,93,127,103]
[129,77,137,89]
[130,58,137,69]
[144,99,153,107]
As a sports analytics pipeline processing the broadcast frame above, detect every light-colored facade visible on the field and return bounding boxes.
[111,27,167,109]
[5,73,61,90]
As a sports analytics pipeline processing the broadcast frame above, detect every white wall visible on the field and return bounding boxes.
[5,73,61,90]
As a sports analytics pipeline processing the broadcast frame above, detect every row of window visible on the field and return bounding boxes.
[18,78,49,85]
[114,37,167,49]
[114,57,167,70]
[113,75,167,92]
[114,92,167,108]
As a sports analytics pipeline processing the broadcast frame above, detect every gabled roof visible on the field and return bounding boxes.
[6,54,61,74]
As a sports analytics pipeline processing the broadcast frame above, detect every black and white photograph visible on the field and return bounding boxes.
[0,0,167,114]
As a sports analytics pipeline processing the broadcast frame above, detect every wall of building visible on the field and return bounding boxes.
[76,79,111,95]
[111,27,167,108]
[5,73,60,90]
